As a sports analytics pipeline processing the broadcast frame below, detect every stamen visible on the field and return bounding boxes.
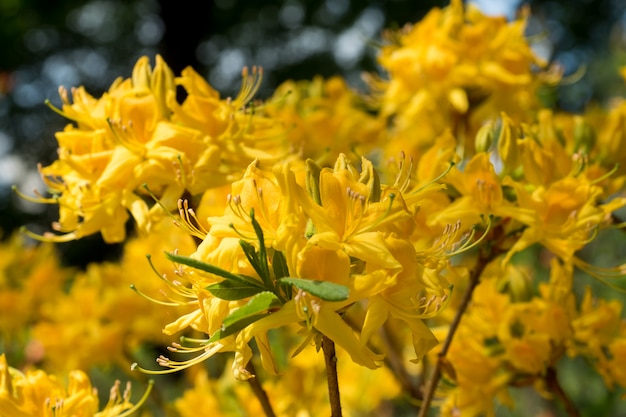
[448,214,494,256]
[132,342,225,374]
[130,284,193,306]
[177,199,208,239]
[107,118,145,155]
[233,66,263,109]
[414,160,455,194]
[12,185,59,205]
[20,226,79,243]
[589,163,620,185]
[115,380,154,417]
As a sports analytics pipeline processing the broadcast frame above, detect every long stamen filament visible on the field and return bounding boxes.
[115,380,154,417]
[448,214,494,256]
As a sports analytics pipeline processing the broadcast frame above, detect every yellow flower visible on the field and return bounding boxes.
[20,57,287,243]
[0,354,151,417]
[266,76,384,165]
[31,220,197,372]
[297,155,410,269]
[429,152,518,229]
[0,233,70,346]
[502,175,626,263]
[373,0,550,159]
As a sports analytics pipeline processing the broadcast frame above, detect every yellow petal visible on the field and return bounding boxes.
[314,306,382,369]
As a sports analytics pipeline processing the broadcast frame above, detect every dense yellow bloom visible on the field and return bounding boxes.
[440,259,577,417]
[0,354,151,417]
[0,234,70,346]
[373,0,549,159]
[139,154,451,380]
[20,56,286,243]
[9,3,626,416]
[266,76,384,165]
[503,175,625,263]
[168,66,288,194]
[30,220,197,372]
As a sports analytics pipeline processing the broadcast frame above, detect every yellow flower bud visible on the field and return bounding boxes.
[573,115,596,155]
[475,120,496,153]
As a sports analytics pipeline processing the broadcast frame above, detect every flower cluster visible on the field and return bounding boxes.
[137,154,452,379]
[8,1,626,416]
[0,354,151,417]
[17,57,286,243]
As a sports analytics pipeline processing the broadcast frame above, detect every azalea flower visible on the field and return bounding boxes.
[0,354,152,417]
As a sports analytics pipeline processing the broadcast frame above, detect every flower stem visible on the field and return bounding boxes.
[417,253,488,417]
[246,361,277,417]
[546,366,581,417]
[322,335,343,417]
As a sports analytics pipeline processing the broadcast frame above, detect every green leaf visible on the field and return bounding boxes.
[165,252,264,289]
[272,250,291,299]
[206,281,265,301]
[222,291,281,328]
[208,314,267,343]
[239,240,268,285]
[279,277,350,302]
[272,250,289,279]
[249,209,270,279]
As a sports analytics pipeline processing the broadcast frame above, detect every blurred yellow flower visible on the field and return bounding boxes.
[0,354,151,417]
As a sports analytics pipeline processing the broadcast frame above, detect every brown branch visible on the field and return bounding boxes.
[546,366,581,417]
[417,253,489,417]
[322,335,343,417]
[246,361,277,417]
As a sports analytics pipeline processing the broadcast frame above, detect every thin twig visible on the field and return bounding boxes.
[246,361,277,417]
[417,254,489,417]
[546,366,581,417]
[322,335,342,417]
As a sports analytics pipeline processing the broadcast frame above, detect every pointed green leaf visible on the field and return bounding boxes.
[249,209,270,279]
[279,277,350,302]
[272,250,289,279]
[222,291,281,328]
[272,250,291,299]
[206,281,265,301]
[239,240,268,286]
[165,252,264,289]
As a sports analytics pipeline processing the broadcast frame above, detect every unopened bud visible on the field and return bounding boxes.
[573,116,596,155]
[151,55,175,118]
[131,56,152,90]
[305,159,322,205]
[496,113,521,172]
[501,265,534,302]
[475,121,496,153]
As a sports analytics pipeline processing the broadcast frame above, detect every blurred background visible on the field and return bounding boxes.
[2,0,626,265]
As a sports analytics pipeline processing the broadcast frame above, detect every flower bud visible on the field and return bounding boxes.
[496,113,521,172]
[475,120,496,153]
[131,56,152,90]
[151,54,175,118]
[500,265,534,302]
[573,116,596,155]
[305,158,322,205]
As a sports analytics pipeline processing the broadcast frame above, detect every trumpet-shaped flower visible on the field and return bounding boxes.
[265,76,384,165]
[372,0,551,159]
[19,56,287,243]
